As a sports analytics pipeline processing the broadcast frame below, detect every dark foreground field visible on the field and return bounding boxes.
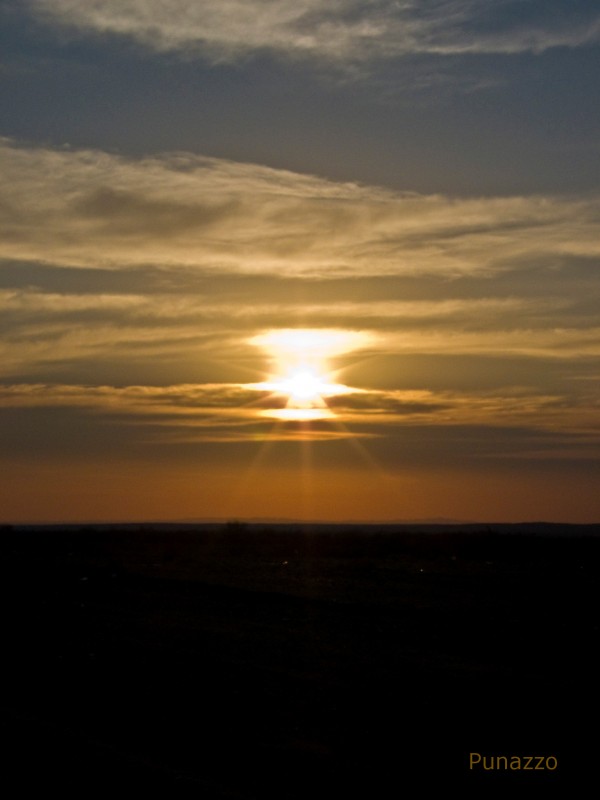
[3,523,600,796]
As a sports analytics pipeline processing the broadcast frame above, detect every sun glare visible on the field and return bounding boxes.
[248,328,369,421]
[277,370,329,402]
[251,329,369,366]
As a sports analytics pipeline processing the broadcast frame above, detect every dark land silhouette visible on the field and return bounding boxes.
[4,522,600,796]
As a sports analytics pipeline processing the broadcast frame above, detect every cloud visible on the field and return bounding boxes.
[0,379,597,472]
[2,139,599,280]
[25,1,600,65]
[0,381,597,437]
[1,138,599,385]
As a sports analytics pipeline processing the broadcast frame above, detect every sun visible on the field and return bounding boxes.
[253,368,349,420]
[277,369,329,402]
[247,328,369,421]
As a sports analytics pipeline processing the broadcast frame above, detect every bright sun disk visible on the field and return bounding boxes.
[247,328,370,421]
[278,369,327,402]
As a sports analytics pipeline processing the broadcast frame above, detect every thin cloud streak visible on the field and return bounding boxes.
[2,292,599,381]
[0,382,597,437]
[26,1,600,65]
[2,140,599,278]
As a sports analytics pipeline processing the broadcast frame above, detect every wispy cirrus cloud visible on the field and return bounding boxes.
[24,1,600,65]
[0,379,597,470]
[2,139,599,279]
[0,381,597,438]
[1,138,599,388]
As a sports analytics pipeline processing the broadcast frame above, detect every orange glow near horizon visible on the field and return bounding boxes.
[3,456,598,524]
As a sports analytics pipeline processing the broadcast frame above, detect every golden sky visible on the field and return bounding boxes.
[1,2,599,522]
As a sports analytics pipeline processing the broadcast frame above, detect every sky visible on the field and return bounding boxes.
[1,0,599,523]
